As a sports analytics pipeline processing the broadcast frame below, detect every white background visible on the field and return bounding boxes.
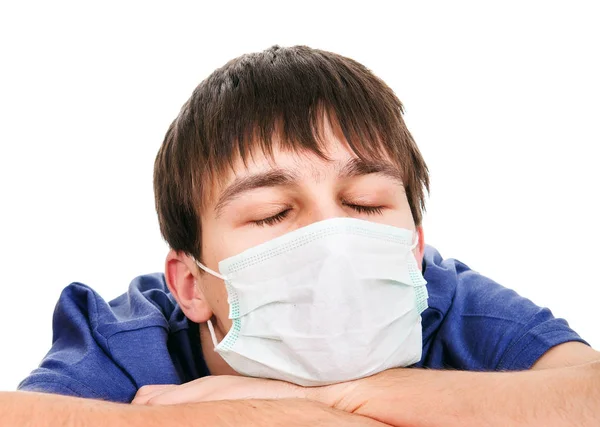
[1,1,598,391]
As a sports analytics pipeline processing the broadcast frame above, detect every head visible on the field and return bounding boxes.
[153,45,429,374]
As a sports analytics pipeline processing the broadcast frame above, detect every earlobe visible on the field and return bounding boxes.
[164,249,214,323]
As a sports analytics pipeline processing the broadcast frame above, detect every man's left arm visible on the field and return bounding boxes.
[312,342,600,427]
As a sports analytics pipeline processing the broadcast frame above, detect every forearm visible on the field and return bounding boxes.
[1,391,233,426]
[318,361,600,427]
[1,391,389,427]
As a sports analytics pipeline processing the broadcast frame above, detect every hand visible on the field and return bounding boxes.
[132,375,308,405]
[132,377,385,426]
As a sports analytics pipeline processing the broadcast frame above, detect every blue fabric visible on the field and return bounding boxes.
[18,245,587,402]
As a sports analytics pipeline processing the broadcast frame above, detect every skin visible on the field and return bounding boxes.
[1,393,389,427]
[164,116,425,377]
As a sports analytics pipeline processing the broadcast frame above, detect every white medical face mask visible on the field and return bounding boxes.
[196,217,428,386]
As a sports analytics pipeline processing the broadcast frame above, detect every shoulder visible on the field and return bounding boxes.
[55,272,181,337]
[419,245,470,322]
[421,245,551,323]
[18,273,198,402]
[419,245,586,371]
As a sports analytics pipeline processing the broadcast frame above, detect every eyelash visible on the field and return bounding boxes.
[346,204,384,215]
[251,204,384,227]
[252,209,292,227]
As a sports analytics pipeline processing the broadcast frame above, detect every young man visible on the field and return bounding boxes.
[6,45,600,426]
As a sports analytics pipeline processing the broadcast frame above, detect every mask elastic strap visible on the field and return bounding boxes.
[195,260,227,281]
[206,319,220,349]
[411,233,420,250]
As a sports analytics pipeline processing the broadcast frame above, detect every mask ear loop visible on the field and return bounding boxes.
[411,232,420,250]
[196,261,227,281]
[206,318,219,349]
[195,260,227,349]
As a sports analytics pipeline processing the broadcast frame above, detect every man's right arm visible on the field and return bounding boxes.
[0,391,389,427]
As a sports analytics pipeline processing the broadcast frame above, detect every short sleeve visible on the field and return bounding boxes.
[18,283,137,402]
[421,250,588,371]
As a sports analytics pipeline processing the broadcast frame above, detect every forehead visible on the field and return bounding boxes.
[233,138,354,178]
[222,130,397,183]
[199,113,404,212]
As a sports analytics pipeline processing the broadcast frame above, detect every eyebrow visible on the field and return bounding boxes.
[214,170,298,217]
[213,158,403,217]
[338,158,404,183]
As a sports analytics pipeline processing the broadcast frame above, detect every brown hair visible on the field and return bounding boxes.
[154,45,429,260]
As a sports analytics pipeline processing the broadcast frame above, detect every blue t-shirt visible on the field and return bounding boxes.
[18,245,587,402]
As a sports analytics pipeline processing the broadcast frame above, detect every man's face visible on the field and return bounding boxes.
[196,118,423,335]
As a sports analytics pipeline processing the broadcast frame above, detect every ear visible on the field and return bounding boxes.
[164,249,213,323]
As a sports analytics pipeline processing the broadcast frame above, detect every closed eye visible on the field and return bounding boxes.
[251,208,292,227]
[344,203,384,215]
[251,204,384,227]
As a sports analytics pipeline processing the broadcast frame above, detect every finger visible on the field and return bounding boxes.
[131,384,177,405]
[145,382,209,406]
[136,384,174,396]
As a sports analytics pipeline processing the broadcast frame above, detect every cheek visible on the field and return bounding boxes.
[215,291,233,333]
[380,208,416,230]
[217,226,283,262]
[203,274,233,332]
[387,194,417,230]
[200,222,236,332]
